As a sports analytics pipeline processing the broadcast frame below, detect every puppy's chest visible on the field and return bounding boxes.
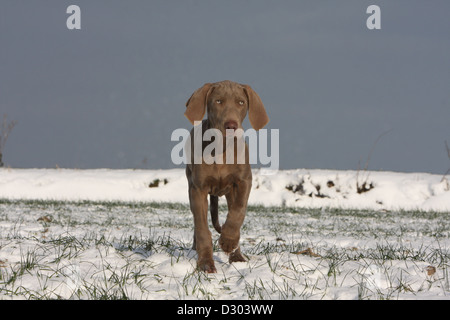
[204,172,238,197]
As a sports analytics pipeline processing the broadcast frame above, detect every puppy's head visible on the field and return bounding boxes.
[185,80,269,135]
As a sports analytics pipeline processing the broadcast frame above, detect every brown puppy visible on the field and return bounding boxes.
[184,80,269,273]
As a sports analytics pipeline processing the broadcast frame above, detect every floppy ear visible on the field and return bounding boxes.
[242,84,269,131]
[184,83,214,125]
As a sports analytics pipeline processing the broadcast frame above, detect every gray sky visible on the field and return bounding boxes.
[1,1,449,174]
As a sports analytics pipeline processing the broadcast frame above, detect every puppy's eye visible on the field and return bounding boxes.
[238,101,245,106]
[216,100,222,104]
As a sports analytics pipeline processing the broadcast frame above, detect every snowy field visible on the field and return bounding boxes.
[0,168,449,212]
[0,168,449,300]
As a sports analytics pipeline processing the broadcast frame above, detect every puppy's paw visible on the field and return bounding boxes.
[197,259,217,273]
[219,235,239,254]
[229,247,247,263]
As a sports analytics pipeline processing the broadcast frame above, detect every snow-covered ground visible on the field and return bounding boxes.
[0,168,449,212]
[0,168,449,300]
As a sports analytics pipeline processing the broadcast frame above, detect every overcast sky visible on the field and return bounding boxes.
[1,1,449,174]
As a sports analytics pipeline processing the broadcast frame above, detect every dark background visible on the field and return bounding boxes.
[1,1,449,173]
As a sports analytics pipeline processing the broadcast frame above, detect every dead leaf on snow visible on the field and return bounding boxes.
[37,215,52,223]
[426,266,436,276]
[292,247,321,257]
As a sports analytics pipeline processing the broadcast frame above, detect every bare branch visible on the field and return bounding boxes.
[363,129,392,172]
[356,129,392,193]
[442,140,450,183]
[446,140,450,160]
[0,114,17,150]
[0,114,18,167]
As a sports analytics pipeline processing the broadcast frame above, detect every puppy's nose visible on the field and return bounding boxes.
[224,120,238,131]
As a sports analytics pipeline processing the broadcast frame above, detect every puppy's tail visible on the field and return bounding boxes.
[210,195,222,233]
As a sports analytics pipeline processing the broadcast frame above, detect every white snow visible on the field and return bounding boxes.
[0,168,449,300]
[0,168,449,212]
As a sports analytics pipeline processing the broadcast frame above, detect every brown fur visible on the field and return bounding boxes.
[185,80,269,273]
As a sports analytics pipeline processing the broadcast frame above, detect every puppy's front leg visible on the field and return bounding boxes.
[220,179,251,263]
[189,186,216,273]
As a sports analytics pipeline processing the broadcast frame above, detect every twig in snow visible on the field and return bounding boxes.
[356,129,392,194]
[441,140,450,183]
[0,114,18,167]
